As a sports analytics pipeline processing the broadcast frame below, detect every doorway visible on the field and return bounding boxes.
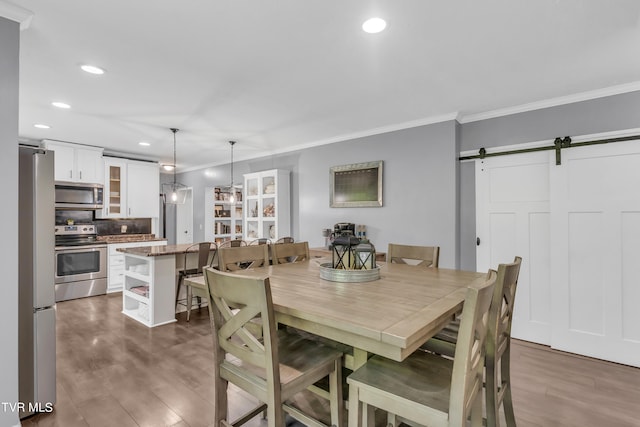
[176,188,193,244]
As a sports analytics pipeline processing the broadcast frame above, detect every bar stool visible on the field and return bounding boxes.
[175,242,215,321]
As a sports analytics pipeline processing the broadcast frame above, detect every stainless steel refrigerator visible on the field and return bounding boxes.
[18,147,56,419]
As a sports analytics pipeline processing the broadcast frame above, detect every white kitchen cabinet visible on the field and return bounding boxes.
[43,140,104,184]
[127,161,160,218]
[243,169,290,241]
[107,240,166,293]
[98,158,159,219]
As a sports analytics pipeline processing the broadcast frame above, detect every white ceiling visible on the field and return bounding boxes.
[14,0,640,170]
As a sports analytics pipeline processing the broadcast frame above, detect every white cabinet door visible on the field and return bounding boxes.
[43,140,103,184]
[101,158,127,218]
[476,152,552,345]
[76,148,104,184]
[127,161,159,218]
[48,142,75,181]
[550,140,640,367]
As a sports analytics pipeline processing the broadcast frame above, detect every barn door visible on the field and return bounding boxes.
[475,151,552,344]
[550,140,640,367]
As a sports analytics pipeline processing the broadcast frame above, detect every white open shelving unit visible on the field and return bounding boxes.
[121,252,176,327]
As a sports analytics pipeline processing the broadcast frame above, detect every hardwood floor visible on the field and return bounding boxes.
[21,293,640,427]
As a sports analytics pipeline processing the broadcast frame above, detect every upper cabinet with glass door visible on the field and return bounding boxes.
[97,158,159,219]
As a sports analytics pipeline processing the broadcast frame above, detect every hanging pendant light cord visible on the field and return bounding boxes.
[171,128,179,186]
[229,140,236,188]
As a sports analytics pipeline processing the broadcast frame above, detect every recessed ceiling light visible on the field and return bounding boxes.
[362,17,386,33]
[162,164,175,171]
[138,141,151,147]
[34,124,50,129]
[81,64,105,75]
[52,101,71,109]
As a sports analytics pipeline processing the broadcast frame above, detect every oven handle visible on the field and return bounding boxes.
[55,245,108,252]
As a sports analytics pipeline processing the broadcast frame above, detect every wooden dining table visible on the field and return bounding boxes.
[186,259,485,370]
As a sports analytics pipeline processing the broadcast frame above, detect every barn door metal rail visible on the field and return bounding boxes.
[459,134,640,165]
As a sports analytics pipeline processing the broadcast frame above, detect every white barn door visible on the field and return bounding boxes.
[475,152,552,345]
[550,140,640,367]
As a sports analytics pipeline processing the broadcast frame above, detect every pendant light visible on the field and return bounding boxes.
[162,128,187,204]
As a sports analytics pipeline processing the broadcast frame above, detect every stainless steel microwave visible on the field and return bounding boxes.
[54,182,104,209]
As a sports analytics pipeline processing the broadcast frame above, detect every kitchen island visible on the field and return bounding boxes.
[117,244,214,327]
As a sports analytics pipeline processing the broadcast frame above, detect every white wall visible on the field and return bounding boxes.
[0,14,21,427]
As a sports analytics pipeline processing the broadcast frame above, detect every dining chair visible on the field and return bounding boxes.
[218,239,247,248]
[204,267,344,427]
[271,241,309,264]
[218,244,270,272]
[175,242,216,321]
[387,243,440,267]
[347,270,497,427]
[275,236,295,244]
[423,256,522,427]
[249,238,271,246]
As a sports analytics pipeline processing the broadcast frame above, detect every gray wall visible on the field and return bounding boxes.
[176,121,462,268]
[458,91,640,270]
[0,16,21,427]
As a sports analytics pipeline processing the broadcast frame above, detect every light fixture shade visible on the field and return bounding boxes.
[162,182,188,205]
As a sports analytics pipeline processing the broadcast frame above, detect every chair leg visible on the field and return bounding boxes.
[329,359,344,427]
[471,386,484,427]
[485,354,500,427]
[214,377,229,427]
[348,383,361,427]
[186,286,193,322]
[502,346,517,427]
[175,274,184,311]
[266,400,285,427]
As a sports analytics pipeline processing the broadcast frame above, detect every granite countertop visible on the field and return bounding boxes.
[117,243,214,257]
[97,234,167,244]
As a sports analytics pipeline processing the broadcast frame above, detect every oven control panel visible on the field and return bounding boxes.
[55,224,96,235]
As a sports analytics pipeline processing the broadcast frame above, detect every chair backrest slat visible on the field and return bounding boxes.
[387,243,440,267]
[271,242,309,265]
[182,242,215,273]
[218,245,270,271]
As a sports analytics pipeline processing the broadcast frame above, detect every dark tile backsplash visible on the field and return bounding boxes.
[55,210,94,225]
[94,218,152,236]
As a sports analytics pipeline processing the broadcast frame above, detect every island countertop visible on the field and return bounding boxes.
[98,234,167,244]
[116,243,209,256]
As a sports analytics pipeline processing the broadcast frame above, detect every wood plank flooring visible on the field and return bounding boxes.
[21,293,640,427]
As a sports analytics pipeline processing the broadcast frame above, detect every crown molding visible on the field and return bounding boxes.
[181,112,461,173]
[459,81,640,124]
[0,1,33,30]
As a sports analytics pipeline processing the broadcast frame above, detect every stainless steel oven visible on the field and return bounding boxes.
[54,224,107,301]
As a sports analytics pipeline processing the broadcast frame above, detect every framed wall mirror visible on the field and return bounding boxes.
[330,160,383,208]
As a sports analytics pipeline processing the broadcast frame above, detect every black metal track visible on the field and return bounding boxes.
[459,134,640,164]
